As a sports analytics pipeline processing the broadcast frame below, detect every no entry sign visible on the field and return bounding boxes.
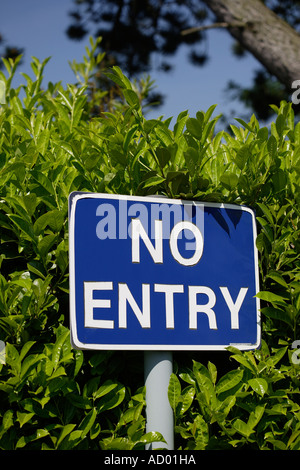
[69,193,260,351]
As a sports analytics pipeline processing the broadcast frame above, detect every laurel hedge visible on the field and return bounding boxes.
[0,38,299,449]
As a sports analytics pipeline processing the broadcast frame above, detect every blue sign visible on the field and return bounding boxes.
[69,193,260,351]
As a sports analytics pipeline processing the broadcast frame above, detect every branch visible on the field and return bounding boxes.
[181,21,246,36]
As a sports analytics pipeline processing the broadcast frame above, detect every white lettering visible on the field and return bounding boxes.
[188,286,217,329]
[154,284,184,328]
[220,287,248,329]
[118,283,151,328]
[170,221,203,266]
[84,281,114,328]
[104,455,139,467]
[131,219,163,263]
[83,282,250,332]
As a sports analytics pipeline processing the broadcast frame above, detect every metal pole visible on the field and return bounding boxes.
[144,351,174,450]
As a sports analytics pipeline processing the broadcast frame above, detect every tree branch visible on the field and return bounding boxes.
[201,0,300,87]
[181,21,246,36]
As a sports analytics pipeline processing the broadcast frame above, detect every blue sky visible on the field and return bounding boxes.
[1,0,260,123]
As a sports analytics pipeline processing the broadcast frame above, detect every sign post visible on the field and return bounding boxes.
[69,192,261,449]
[144,351,173,449]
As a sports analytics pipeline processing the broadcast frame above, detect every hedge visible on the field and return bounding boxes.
[0,38,299,450]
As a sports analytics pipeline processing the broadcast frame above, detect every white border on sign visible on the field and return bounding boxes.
[68,192,261,351]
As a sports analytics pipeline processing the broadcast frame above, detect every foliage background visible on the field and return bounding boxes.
[0,39,299,449]
[65,0,300,122]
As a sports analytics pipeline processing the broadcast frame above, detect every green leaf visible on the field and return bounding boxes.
[186,118,202,139]
[37,233,57,258]
[52,329,70,369]
[78,408,97,438]
[0,79,6,104]
[248,405,265,429]
[174,111,189,139]
[107,66,133,89]
[16,429,50,449]
[220,172,239,190]
[207,361,217,385]
[123,89,140,109]
[31,169,54,195]
[22,194,38,218]
[255,291,288,304]
[194,369,216,408]
[155,123,173,147]
[261,306,292,326]
[257,219,274,242]
[230,354,257,373]
[117,404,140,429]
[179,385,195,415]
[27,260,47,279]
[94,380,118,400]
[235,118,255,133]
[137,431,166,445]
[56,423,76,449]
[20,354,44,381]
[193,415,209,450]
[9,215,36,242]
[16,411,35,428]
[168,373,181,411]
[48,365,66,380]
[234,144,250,170]
[248,378,268,396]
[1,410,14,433]
[204,104,217,122]
[110,149,127,167]
[5,343,20,373]
[267,134,277,157]
[215,395,236,421]
[101,437,133,450]
[269,439,288,450]
[267,271,288,288]
[233,419,254,438]
[98,386,126,412]
[19,341,36,362]
[143,175,166,188]
[288,430,300,450]
[256,232,272,254]
[166,170,189,194]
[256,202,275,224]
[156,147,171,168]
[272,168,287,193]
[73,350,84,377]
[269,346,287,366]
[184,147,199,170]
[34,210,64,235]
[216,369,244,395]
[143,119,160,134]
[275,113,285,136]
[123,124,139,152]
[257,126,269,141]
